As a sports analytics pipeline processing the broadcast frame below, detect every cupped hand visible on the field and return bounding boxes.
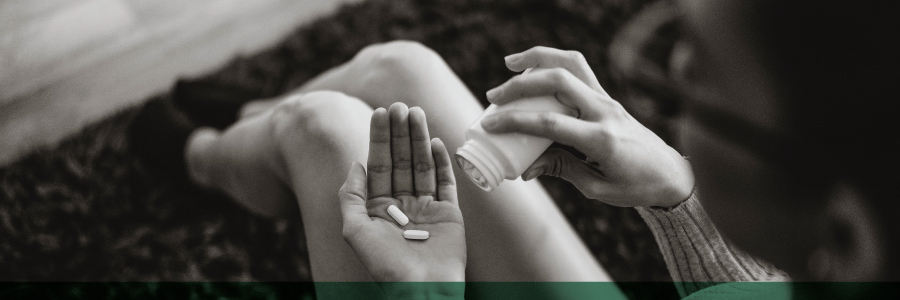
[339,102,466,284]
[481,46,694,208]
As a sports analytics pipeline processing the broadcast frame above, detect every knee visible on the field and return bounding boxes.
[354,40,445,77]
[269,91,372,145]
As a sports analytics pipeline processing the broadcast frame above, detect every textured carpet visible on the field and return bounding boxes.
[0,0,682,299]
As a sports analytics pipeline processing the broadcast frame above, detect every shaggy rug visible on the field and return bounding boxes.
[0,0,684,298]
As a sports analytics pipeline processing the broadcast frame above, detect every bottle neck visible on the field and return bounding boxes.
[455,139,505,192]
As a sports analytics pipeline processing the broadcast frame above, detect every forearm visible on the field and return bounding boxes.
[635,192,790,298]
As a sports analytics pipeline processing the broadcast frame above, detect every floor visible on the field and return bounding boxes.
[0,0,361,166]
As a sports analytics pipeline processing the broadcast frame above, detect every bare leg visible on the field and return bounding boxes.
[293,41,613,282]
[187,91,386,298]
[231,41,615,281]
[188,41,622,299]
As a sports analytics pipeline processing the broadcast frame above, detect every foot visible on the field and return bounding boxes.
[183,110,297,218]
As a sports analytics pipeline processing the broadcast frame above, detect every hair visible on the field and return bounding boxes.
[747,0,900,279]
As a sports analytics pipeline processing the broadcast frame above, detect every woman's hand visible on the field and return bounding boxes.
[338,103,466,287]
[481,46,694,208]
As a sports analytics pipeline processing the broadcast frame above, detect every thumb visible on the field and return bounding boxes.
[522,148,612,200]
[339,161,370,229]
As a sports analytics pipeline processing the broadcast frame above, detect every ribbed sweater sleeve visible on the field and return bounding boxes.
[635,192,791,299]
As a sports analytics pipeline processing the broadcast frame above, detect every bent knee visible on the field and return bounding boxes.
[355,40,445,74]
[270,91,372,143]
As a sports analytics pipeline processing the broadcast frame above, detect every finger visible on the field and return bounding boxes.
[521,149,616,202]
[431,138,458,205]
[367,107,392,198]
[339,162,371,232]
[389,102,414,197]
[485,68,609,120]
[505,46,608,96]
[409,107,436,197]
[481,111,594,149]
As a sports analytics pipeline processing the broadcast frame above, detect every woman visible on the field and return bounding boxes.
[131,0,899,298]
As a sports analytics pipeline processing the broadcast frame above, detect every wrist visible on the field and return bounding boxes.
[655,155,695,208]
[379,282,465,300]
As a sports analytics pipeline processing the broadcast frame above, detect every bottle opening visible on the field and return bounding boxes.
[455,155,493,192]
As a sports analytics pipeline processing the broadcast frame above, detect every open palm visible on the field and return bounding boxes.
[339,103,466,283]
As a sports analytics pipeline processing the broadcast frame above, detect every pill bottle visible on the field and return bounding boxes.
[455,94,575,192]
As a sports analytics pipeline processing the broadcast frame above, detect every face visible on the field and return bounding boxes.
[674,0,891,283]
[674,0,827,280]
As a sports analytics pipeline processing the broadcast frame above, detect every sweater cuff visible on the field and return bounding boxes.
[636,192,790,298]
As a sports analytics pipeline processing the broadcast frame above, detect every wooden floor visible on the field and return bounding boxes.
[0,0,361,166]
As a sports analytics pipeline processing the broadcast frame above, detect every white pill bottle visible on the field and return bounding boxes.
[456,75,576,191]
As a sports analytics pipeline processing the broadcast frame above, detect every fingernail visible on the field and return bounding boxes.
[481,116,498,130]
[486,87,503,100]
[522,167,543,181]
[504,53,522,64]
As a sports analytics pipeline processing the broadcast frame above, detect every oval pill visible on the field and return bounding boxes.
[403,230,429,240]
[387,205,409,226]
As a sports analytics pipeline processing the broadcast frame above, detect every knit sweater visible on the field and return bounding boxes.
[635,192,793,300]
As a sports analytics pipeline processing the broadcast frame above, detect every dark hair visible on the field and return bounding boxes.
[751,0,900,279]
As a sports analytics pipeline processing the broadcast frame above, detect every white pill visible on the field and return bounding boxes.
[387,205,409,226]
[403,230,429,240]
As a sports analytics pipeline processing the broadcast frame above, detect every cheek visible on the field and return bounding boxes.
[682,120,822,278]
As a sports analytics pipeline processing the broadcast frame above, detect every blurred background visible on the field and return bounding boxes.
[0,0,362,165]
[0,0,689,298]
